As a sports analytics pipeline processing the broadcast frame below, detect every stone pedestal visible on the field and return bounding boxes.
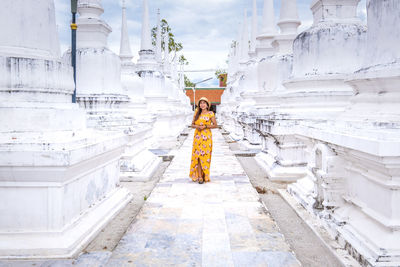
[0,0,131,258]
[119,2,161,181]
[287,1,400,265]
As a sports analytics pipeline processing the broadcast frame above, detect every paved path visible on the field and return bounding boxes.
[106,129,300,267]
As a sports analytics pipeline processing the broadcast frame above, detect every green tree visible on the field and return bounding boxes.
[152,19,183,57]
[152,19,192,86]
[184,75,195,87]
[179,55,189,65]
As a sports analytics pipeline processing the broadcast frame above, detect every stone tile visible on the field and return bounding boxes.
[144,233,176,250]
[112,233,148,254]
[75,251,112,267]
[202,233,231,253]
[105,130,299,267]
[225,214,255,235]
[106,253,151,267]
[177,219,203,236]
[202,204,225,220]
[172,233,202,254]
[154,207,182,220]
[232,251,301,267]
[229,233,260,252]
[126,218,155,234]
[181,205,204,219]
[247,207,270,219]
[0,261,74,267]
[249,218,279,234]
[202,218,228,234]
[255,232,292,252]
[202,251,234,267]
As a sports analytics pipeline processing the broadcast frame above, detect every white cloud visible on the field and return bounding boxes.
[54,0,368,87]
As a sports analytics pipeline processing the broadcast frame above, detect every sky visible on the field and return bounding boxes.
[54,0,367,87]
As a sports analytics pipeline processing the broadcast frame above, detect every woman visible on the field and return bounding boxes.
[189,97,218,184]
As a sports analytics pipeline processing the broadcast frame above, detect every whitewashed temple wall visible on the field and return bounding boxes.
[0,0,132,258]
[221,0,400,265]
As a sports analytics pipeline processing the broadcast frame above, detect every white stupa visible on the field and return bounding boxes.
[0,0,131,258]
[137,0,158,73]
[240,9,250,65]
[249,0,258,59]
[256,0,276,58]
[118,0,162,182]
[155,9,163,64]
[272,0,301,55]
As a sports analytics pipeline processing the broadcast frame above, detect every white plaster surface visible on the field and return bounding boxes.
[220,0,400,265]
[0,0,132,258]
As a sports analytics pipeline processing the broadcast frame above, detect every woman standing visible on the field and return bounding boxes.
[189,97,218,184]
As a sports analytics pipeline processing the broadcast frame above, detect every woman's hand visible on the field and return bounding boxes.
[198,125,206,131]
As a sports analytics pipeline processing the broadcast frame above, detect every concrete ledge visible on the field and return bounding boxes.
[0,188,132,260]
[277,189,361,267]
[120,156,162,182]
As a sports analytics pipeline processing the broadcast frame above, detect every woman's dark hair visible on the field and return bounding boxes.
[193,100,209,123]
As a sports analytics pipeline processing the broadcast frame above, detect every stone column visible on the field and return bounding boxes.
[328,2,400,263]
[135,0,189,147]
[163,33,171,77]
[119,0,133,64]
[119,1,161,182]
[240,9,250,65]
[249,0,258,59]
[120,0,145,107]
[137,0,158,73]
[272,0,301,55]
[71,0,131,126]
[155,9,162,64]
[0,0,131,258]
[256,0,276,58]
[287,1,400,265]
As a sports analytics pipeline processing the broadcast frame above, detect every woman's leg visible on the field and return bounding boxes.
[197,159,204,184]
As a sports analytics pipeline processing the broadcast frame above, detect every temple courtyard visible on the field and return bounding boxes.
[1,0,399,266]
[0,129,359,267]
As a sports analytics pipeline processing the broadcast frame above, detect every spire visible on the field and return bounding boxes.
[179,61,185,89]
[137,0,157,72]
[255,0,276,58]
[156,9,162,62]
[272,0,300,55]
[140,0,152,51]
[163,32,171,75]
[77,0,112,49]
[120,0,133,63]
[249,0,258,57]
[240,9,249,63]
[278,0,300,35]
[172,54,179,81]
[233,22,242,72]
[261,0,275,35]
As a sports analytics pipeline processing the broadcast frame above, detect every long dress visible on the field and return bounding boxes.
[189,110,214,182]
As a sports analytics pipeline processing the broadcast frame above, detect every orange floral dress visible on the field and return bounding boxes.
[189,110,214,182]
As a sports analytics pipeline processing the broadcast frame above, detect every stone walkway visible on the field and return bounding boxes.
[0,129,301,267]
[106,129,300,267]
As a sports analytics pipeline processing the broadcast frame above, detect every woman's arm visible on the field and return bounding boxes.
[191,122,198,129]
[191,120,203,130]
[207,115,218,129]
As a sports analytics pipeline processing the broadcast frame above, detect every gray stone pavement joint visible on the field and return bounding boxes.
[106,129,301,267]
[0,130,301,267]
